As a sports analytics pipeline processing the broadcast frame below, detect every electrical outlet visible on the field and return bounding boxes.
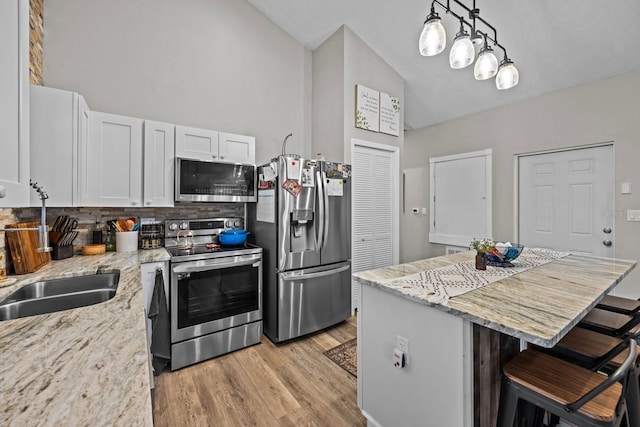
[396,335,409,363]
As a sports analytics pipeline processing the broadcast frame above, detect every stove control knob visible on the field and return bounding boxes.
[234,220,241,228]
[168,223,178,231]
[180,222,189,230]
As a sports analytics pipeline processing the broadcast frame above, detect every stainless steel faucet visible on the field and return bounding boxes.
[0,180,52,253]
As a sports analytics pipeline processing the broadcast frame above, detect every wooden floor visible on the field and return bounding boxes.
[153,317,365,427]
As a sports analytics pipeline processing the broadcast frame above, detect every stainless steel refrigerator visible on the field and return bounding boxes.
[248,155,352,343]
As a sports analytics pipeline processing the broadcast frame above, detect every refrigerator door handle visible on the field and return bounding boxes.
[316,170,325,251]
[281,264,351,281]
[321,171,330,250]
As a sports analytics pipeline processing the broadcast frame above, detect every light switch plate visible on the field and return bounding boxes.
[627,209,640,221]
[621,182,631,195]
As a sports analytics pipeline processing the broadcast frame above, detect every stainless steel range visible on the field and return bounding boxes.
[165,217,262,370]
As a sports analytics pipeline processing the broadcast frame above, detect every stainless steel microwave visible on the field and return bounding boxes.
[175,158,257,203]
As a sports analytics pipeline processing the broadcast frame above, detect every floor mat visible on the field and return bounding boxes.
[323,338,357,377]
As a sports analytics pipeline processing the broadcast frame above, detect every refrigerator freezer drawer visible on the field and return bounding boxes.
[277,262,351,342]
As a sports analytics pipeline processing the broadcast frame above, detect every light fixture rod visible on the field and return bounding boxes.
[430,0,508,57]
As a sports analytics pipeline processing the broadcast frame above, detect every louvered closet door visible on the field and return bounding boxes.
[352,145,394,309]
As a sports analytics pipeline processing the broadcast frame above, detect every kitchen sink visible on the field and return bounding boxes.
[0,271,120,321]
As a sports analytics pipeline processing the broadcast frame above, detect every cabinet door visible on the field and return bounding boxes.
[0,0,29,207]
[80,111,143,206]
[219,132,255,164]
[30,86,76,207]
[175,125,219,161]
[143,121,175,207]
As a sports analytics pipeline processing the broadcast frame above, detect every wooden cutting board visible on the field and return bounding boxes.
[5,221,51,274]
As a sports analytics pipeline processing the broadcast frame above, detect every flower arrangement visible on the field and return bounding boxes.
[469,238,496,254]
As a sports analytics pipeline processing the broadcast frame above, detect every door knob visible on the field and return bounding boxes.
[603,240,612,247]
[603,227,612,234]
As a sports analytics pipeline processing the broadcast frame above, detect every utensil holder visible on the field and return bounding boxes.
[52,244,74,260]
[116,231,139,252]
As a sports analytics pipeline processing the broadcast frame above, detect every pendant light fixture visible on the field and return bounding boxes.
[419,0,519,89]
[495,57,519,90]
[419,5,446,56]
[474,39,498,80]
[449,18,475,69]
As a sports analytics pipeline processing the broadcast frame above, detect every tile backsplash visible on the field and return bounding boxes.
[2,204,245,276]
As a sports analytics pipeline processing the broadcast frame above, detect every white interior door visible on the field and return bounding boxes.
[518,145,614,257]
[352,141,399,311]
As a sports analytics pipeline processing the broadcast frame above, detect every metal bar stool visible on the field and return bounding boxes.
[597,295,640,316]
[543,327,640,427]
[497,339,637,427]
[579,307,640,338]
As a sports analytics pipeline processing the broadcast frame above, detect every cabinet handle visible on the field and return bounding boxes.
[146,200,152,206]
[131,200,139,206]
[220,156,225,159]
[0,186,5,198]
[212,154,217,159]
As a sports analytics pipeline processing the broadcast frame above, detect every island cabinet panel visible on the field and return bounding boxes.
[358,284,473,427]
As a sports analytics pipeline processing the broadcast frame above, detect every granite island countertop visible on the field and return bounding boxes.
[353,251,637,347]
[0,248,169,426]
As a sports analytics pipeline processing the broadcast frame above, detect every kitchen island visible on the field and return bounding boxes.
[353,251,636,427]
[0,249,169,426]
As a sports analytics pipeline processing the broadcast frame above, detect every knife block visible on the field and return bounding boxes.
[52,244,74,260]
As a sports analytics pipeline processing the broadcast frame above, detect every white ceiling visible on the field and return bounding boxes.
[248,0,640,130]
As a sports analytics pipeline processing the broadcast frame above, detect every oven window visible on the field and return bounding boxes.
[176,264,258,329]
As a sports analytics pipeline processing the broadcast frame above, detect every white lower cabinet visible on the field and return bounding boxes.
[140,261,170,385]
[30,85,89,207]
[143,121,175,207]
[79,111,143,206]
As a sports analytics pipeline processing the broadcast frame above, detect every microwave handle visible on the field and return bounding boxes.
[172,256,261,274]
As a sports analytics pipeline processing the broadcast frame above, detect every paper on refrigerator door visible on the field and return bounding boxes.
[326,179,344,196]
[286,158,302,181]
[256,189,275,223]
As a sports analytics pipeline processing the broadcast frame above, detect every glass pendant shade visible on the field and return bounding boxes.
[496,60,519,89]
[449,33,475,69]
[419,17,446,56]
[474,45,498,80]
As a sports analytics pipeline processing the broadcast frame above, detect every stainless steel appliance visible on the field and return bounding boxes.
[248,155,352,343]
[175,158,257,203]
[165,217,262,370]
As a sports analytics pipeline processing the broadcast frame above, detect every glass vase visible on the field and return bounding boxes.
[475,252,487,270]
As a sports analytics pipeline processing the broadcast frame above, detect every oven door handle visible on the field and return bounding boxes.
[172,256,262,274]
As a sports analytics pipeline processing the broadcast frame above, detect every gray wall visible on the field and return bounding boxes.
[312,26,404,163]
[404,71,640,297]
[42,0,311,165]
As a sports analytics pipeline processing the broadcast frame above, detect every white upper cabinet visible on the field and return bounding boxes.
[0,0,29,207]
[143,121,175,207]
[79,111,143,207]
[30,85,89,207]
[219,132,255,164]
[176,126,255,164]
[175,125,219,161]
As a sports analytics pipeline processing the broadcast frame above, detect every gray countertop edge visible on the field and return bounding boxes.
[0,248,170,426]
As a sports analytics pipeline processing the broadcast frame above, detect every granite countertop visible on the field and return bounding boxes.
[353,251,637,347]
[0,248,170,426]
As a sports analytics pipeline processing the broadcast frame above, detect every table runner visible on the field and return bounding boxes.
[382,248,569,304]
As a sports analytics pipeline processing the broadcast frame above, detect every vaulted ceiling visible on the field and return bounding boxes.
[249,0,640,130]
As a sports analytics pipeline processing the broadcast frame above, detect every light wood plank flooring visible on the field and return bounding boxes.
[153,317,365,427]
